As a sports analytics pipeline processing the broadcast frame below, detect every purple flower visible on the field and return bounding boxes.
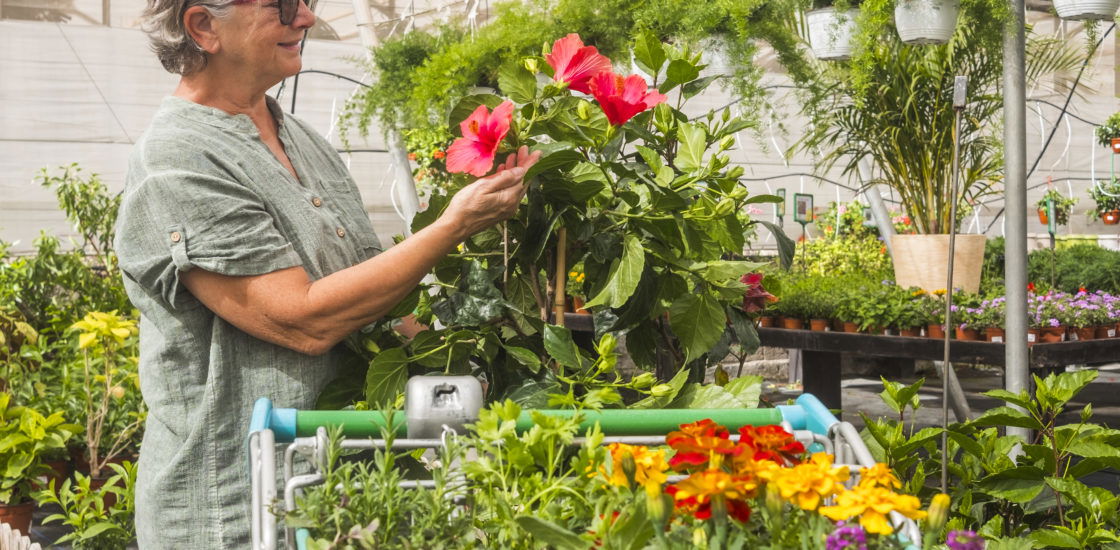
[1049,318,1060,327]
[826,522,868,550]
[946,530,984,550]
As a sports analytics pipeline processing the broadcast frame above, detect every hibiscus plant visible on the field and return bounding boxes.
[337,33,789,409]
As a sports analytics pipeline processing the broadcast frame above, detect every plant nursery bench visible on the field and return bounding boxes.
[757,327,1120,411]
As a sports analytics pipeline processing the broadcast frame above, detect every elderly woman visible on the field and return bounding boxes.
[118,0,538,546]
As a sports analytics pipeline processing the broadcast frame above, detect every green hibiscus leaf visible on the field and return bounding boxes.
[543,324,582,370]
[498,62,537,104]
[673,123,706,173]
[669,291,725,363]
[364,347,410,409]
[584,234,644,308]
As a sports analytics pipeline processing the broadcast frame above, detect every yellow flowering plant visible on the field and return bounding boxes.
[69,310,145,479]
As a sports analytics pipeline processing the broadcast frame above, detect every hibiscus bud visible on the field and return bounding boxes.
[727,166,744,179]
[523,58,540,74]
[577,100,591,120]
[719,135,735,151]
[714,198,735,216]
[650,384,673,397]
[729,187,748,201]
[691,528,707,547]
[632,372,656,388]
[926,493,950,530]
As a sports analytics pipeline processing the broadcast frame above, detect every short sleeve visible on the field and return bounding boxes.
[116,171,302,309]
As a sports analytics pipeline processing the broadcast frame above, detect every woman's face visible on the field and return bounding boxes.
[217,0,315,87]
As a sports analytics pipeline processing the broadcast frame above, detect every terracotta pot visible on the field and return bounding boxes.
[927,324,946,339]
[955,327,980,341]
[0,501,34,534]
[842,321,859,333]
[1027,328,1040,345]
[984,327,1006,343]
[1039,326,1065,343]
[832,319,845,331]
[33,459,70,490]
[781,318,804,330]
[1094,325,1117,339]
[1103,210,1120,225]
[899,327,921,337]
[809,319,829,331]
[570,296,589,315]
[1037,209,1049,225]
[758,316,775,328]
[891,234,986,293]
[1070,326,1096,341]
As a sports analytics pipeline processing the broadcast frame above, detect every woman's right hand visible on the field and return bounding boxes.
[441,146,540,239]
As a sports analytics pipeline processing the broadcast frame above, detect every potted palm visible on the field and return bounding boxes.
[802,18,1085,293]
[0,393,79,534]
[1035,188,1076,226]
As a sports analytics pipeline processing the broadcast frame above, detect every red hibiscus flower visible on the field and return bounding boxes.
[588,71,668,127]
[445,100,515,177]
[740,272,775,314]
[545,33,613,94]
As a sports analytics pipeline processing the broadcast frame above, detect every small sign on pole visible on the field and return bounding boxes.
[793,193,814,224]
[776,188,786,223]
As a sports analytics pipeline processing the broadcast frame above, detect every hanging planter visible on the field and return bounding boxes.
[806,8,860,61]
[1103,210,1120,225]
[894,0,959,45]
[1053,0,1120,20]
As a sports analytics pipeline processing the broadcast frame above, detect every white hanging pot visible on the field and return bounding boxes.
[806,8,859,61]
[894,0,959,45]
[1053,0,1120,20]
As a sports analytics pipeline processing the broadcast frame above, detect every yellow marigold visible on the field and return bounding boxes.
[599,443,669,489]
[911,289,927,297]
[819,485,928,535]
[767,452,849,511]
[857,463,901,490]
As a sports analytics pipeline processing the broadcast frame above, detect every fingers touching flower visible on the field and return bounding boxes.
[446,100,515,177]
[545,33,613,94]
[588,71,668,127]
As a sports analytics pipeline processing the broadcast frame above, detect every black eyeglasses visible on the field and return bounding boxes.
[229,0,316,26]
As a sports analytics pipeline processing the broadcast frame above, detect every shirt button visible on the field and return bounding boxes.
[170,231,182,243]
[311,197,323,207]
[336,227,346,238]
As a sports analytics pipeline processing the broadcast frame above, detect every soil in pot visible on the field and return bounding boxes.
[985,327,1005,343]
[955,327,980,341]
[809,319,829,331]
[782,318,804,330]
[0,501,34,534]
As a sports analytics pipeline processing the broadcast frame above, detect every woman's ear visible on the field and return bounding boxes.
[183,5,221,55]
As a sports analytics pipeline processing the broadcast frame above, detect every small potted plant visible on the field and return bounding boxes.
[1095,112,1120,151]
[1088,178,1120,225]
[0,393,79,534]
[973,298,1006,342]
[1035,188,1076,226]
[892,287,928,336]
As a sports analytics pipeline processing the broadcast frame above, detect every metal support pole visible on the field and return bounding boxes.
[350,0,423,233]
[1003,0,1031,446]
[857,159,896,260]
[103,0,110,26]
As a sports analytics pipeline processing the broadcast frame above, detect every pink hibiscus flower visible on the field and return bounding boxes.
[588,71,668,127]
[545,33,613,94]
[446,100,515,177]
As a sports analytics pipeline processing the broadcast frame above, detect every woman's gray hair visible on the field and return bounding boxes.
[142,0,234,75]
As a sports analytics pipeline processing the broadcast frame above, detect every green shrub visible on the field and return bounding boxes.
[1027,243,1120,293]
[797,233,892,280]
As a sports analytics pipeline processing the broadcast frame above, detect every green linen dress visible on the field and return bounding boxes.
[115,96,382,548]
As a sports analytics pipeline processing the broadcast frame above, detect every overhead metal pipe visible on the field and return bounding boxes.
[1003,0,1031,447]
[856,159,896,259]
